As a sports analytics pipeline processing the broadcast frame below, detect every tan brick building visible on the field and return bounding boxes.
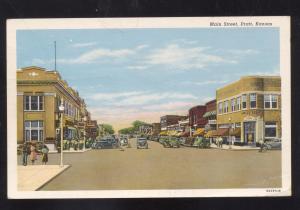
[216,76,281,145]
[17,66,91,151]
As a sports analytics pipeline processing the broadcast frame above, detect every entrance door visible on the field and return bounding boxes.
[244,122,256,145]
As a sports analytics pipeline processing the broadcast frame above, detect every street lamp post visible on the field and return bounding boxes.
[59,98,65,167]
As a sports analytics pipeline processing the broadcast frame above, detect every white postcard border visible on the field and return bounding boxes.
[7,16,291,198]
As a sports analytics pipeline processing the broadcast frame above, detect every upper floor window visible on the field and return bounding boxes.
[250,93,257,109]
[218,102,222,114]
[224,101,229,113]
[25,95,44,111]
[237,97,241,110]
[242,94,247,109]
[264,94,278,109]
[231,99,235,112]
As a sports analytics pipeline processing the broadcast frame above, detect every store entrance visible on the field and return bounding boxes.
[244,121,256,145]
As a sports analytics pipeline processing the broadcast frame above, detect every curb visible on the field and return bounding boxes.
[36,165,71,191]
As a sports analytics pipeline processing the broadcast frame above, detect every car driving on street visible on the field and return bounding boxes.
[137,137,148,149]
[92,137,118,149]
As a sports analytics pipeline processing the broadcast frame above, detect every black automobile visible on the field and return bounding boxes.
[92,138,118,149]
[120,137,128,146]
[137,137,148,149]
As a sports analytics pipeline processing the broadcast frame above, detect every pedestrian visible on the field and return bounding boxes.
[219,137,223,148]
[30,143,37,165]
[22,142,29,166]
[41,145,49,164]
[259,139,264,152]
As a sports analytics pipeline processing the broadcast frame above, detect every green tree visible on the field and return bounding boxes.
[102,124,115,134]
[132,120,148,130]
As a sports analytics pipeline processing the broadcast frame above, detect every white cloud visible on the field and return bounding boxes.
[183,80,228,85]
[117,92,198,106]
[86,91,143,101]
[144,44,237,70]
[227,49,259,55]
[31,58,46,65]
[71,42,97,48]
[143,101,196,111]
[135,44,149,50]
[127,65,148,70]
[172,39,199,45]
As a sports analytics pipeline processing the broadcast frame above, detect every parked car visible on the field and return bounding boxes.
[137,137,148,149]
[150,136,159,142]
[160,137,180,148]
[262,138,282,150]
[92,138,118,149]
[193,136,210,148]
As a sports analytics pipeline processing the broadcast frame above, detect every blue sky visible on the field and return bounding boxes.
[17,28,279,130]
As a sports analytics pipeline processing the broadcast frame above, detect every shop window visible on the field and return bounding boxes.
[250,93,257,109]
[237,97,241,110]
[24,95,44,111]
[218,102,222,114]
[242,94,247,109]
[231,98,235,112]
[264,94,278,109]
[24,120,44,141]
[265,122,277,138]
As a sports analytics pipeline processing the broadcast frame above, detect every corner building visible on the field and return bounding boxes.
[216,76,281,145]
[17,66,87,151]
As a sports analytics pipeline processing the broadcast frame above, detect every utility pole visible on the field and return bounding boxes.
[54,41,57,71]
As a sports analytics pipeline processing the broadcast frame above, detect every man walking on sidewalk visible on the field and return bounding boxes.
[22,142,29,166]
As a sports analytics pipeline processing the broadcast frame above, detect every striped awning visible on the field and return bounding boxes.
[159,131,168,136]
[204,130,218,138]
[203,110,217,118]
[193,128,205,136]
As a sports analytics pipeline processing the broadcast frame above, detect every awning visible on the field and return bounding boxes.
[204,130,218,138]
[229,128,241,137]
[159,131,168,136]
[193,128,205,136]
[216,128,229,136]
[167,130,178,136]
[176,132,183,137]
[180,131,190,137]
[203,110,217,118]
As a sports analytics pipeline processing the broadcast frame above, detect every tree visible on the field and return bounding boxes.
[102,124,115,134]
[132,120,148,130]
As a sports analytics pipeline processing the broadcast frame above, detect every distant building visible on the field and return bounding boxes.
[151,123,161,135]
[139,124,153,135]
[189,105,207,129]
[216,76,281,145]
[160,115,187,131]
[203,99,217,131]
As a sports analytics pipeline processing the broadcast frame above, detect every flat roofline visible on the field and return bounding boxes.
[216,75,281,91]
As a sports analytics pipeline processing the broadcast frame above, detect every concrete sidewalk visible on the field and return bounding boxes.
[49,148,92,154]
[210,144,259,150]
[18,165,70,191]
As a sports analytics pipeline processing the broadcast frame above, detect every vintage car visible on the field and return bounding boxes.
[193,136,210,148]
[137,137,148,149]
[120,137,129,146]
[262,138,282,150]
[92,138,118,149]
[160,137,180,148]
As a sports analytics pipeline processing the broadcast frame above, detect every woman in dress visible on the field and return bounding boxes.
[30,143,37,165]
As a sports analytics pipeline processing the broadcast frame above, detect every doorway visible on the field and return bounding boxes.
[244,121,256,145]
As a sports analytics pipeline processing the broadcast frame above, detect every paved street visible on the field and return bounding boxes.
[19,139,281,190]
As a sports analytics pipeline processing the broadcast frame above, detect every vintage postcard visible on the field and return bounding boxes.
[7,17,291,198]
